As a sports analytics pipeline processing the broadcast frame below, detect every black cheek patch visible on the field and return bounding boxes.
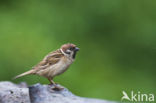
[72,51,77,59]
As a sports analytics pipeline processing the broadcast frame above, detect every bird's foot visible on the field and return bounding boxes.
[48,83,64,91]
[52,86,64,91]
[50,84,64,91]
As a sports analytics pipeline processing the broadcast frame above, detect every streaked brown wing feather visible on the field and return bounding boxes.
[46,53,63,65]
[33,49,64,70]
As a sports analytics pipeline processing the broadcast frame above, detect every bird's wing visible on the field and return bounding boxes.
[33,50,64,70]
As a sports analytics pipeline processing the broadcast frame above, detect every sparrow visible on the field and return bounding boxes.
[14,43,79,89]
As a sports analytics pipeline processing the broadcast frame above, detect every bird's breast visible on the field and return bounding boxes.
[48,57,73,77]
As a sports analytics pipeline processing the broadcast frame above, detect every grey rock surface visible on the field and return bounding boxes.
[0,81,30,103]
[0,81,117,103]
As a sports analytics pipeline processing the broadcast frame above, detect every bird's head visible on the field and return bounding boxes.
[60,43,79,59]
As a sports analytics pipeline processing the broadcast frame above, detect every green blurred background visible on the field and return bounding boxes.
[0,0,156,101]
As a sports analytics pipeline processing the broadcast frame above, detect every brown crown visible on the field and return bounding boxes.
[61,43,76,52]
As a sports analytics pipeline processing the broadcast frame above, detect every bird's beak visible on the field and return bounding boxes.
[75,47,79,51]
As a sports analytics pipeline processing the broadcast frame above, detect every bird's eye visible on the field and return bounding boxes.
[69,47,75,50]
[69,48,72,50]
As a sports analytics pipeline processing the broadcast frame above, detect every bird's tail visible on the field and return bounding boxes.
[13,69,35,80]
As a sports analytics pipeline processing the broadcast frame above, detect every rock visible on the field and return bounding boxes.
[0,81,30,103]
[29,83,116,103]
[0,81,117,103]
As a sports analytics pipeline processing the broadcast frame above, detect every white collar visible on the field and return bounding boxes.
[60,49,66,55]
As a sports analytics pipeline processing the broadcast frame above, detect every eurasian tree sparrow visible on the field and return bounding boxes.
[14,43,79,88]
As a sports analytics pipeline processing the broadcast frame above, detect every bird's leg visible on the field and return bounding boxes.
[48,78,64,90]
[48,78,56,85]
